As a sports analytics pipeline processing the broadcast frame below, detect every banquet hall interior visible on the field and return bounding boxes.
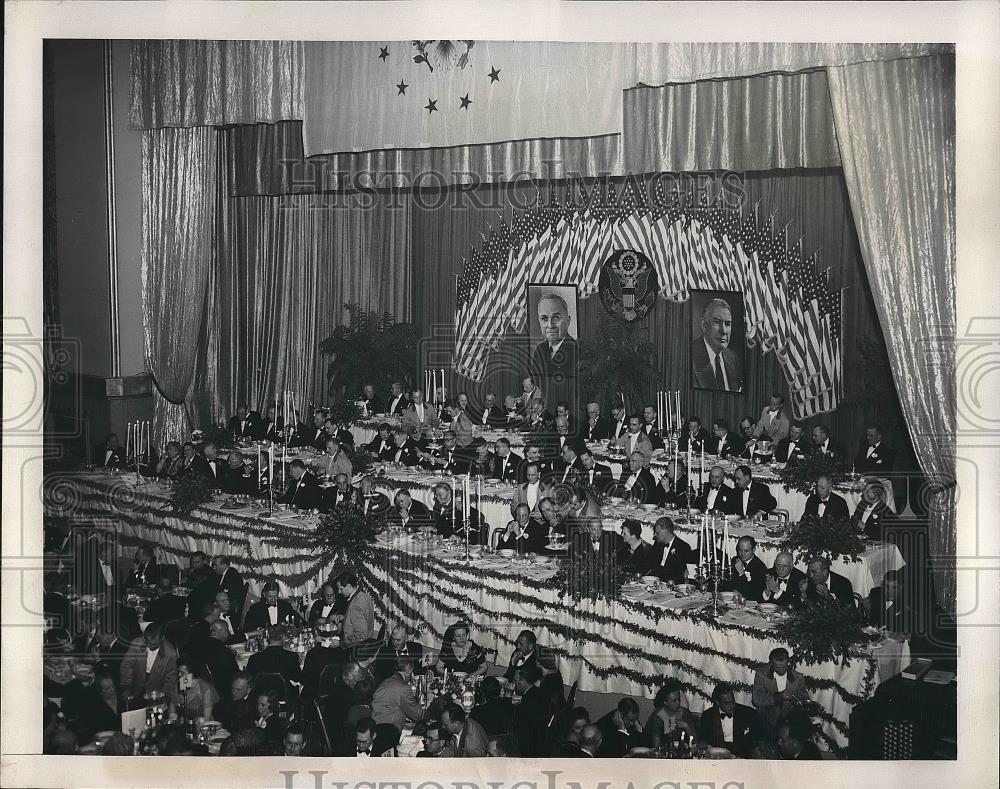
[39,38,958,760]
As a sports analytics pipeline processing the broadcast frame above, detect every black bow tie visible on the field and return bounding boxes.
[267,604,278,609]
[358,748,371,755]
[719,713,733,720]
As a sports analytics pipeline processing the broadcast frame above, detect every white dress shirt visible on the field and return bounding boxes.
[267,604,279,626]
[720,714,734,742]
[775,673,787,692]
[145,647,160,673]
[707,487,720,509]
[817,498,829,517]
[526,482,540,510]
[704,338,730,389]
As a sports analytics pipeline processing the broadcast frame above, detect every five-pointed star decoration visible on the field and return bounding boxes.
[378,46,390,62]
[488,66,501,83]
[425,99,439,114]
[459,93,473,110]
[396,80,409,96]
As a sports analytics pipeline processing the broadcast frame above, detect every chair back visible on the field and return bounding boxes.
[157,563,180,586]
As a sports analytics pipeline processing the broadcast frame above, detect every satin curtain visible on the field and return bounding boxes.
[828,54,956,611]
[129,40,304,130]
[216,192,412,412]
[141,126,218,444]
[625,69,842,173]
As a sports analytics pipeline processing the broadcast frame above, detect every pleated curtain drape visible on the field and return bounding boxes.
[141,125,218,444]
[827,54,957,610]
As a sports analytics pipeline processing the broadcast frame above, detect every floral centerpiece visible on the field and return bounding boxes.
[774,598,879,666]
[778,514,866,564]
[170,474,215,515]
[316,503,386,568]
[554,544,623,603]
[777,452,845,495]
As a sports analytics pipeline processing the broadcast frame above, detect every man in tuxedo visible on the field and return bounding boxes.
[125,547,157,590]
[519,444,553,482]
[555,401,578,436]
[199,442,227,489]
[646,518,692,583]
[301,411,328,451]
[211,556,246,622]
[356,476,391,519]
[774,421,811,464]
[474,392,504,428]
[799,556,855,608]
[195,619,240,698]
[577,448,613,496]
[761,552,805,606]
[494,438,523,482]
[524,397,555,434]
[244,580,304,632]
[811,424,844,463]
[254,403,283,443]
[220,450,255,495]
[501,395,525,430]
[803,474,850,520]
[616,519,653,575]
[552,441,584,488]
[697,682,760,758]
[708,419,745,459]
[496,503,548,553]
[374,624,426,685]
[692,297,744,392]
[582,402,611,442]
[657,460,690,509]
[214,590,245,643]
[864,571,915,637]
[608,403,629,441]
[360,384,383,417]
[641,405,666,451]
[143,576,187,625]
[387,489,433,533]
[726,536,769,601]
[365,423,396,461]
[851,480,894,540]
[326,473,360,510]
[337,572,374,648]
[247,624,303,684]
[307,582,340,626]
[574,516,624,563]
[696,466,735,514]
[511,463,553,516]
[614,415,654,465]
[549,415,578,459]
[387,382,408,416]
[511,665,548,758]
[617,451,659,505]
[301,622,342,695]
[596,698,645,757]
[679,416,711,453]
[853,425,895,474]
[503,630,540,682]
[96,433,126,468]
[401,389,440,441]
[420,430,468,475]
[388,429,421,467]
[530,292,578,415]
[228,404,260,441]
[216,672,255,735]
[181,441,210,479]
[280,460,324,510]
[752,393,792,443]
[728,465,778,518]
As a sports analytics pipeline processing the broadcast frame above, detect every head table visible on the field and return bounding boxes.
[46,470,909,752]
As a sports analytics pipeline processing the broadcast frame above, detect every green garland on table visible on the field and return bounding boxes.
[169,475,216,514]
[552,550,624,603]
[778,514,867,565]
[316,503,386,564]
[777,452,845,495]
[327,400,362,429]
[774,598,880,667]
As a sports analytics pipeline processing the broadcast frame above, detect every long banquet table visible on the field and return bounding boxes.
[47,471,910,751]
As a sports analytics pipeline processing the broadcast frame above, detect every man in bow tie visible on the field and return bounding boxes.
[679,415,711,453]
[364,422,397,461]
[647,517,692,583]
[374,624,426,684]
[641,405,666,450]
[254,403,283,442]
[614,415,654,464]
[247,623,303,684]
[609,403,629,441]
[727,465,778,518]
[761,552,805,606]
[803,474,850,520]
[799,555,855,608]
[496,503,547,553]
[851,480,894,539]
[200,441,226,488]
[97,432,126,468]
[243,580,303,632]
[726,536,769,600]
[280,460,324,510]
[811,424,844,463]
[853,424,895,474]
[494,438,523,482]
[582,401,611,441]
[388,489,433,533]
[774,421,810,464]
[617,451,659,505]
[326,473,359,511]
[387,382,408,415]
[503,630,539,681]
[709,418,745,459]
[752,393,791,443]
[211,555,246,622]
[696,465,735,514]
[228,403,260,441]
[476,392,504,428]
[697,682,761,758]
[577,448,613,496]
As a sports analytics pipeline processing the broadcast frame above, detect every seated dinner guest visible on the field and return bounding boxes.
[435,621,487,677]
[216,672,255,735]
[851,480,893,539]
[853,424,895,474]
[647,517,692,584]
[221,450,255,495]
[697,682,761,759]
[356,476,391,518]
[726,536,768,601]
[430,482,485,543]
[751,648,809,731]
[97,432,126,468]
[255,691,287,747]
[374,624,426,684]
[641,404,666,450]
[401,388,440,440]
[280,460,323,510]
[511,462,553,516]
[326,473,360,510]
[360,383,383,416]
[761,552,805,606]
[614,415,654,463]
[595,697,644,757]
[176,658,221,721]
[727,465,777,518]
[777,715,821,760]
[468,438,499,479]
[143,576,187,625]
[337,572,374,647]
[678,416,711,453]
[475,392,504,427]
[799,556,855,608]
[244,580,304,631]
[617,451,659,505]
[608,403,629,441]
[657,461,690,509]
[616,519,653,575]
[119,623,179,706]
[420,430,468,475]
[494,438,523,482]
[248,625,304,684]
[155,440,184,478]
[307,582,341,625]
[864,570,914,636]
[695,465,735,514]
[303,411,330,451]
[255,403,282,442]
[708,419,744,458]
[774,422,810,464]
[524,397,554,433]
[644,681,697,749]
[440,703,489,758]
[387,489,433,533]
[503,630,540,682]
[199,441,227,488]
[388,429,421,467]
[811,424,844,462]
[365,423,396,461]
[803,474,850,520]
[577,448,613,494]
[496,503,548,554]
[321,436,353,478]
[752,393,791,443]
[582,402,611,441]
[229,404,260,441]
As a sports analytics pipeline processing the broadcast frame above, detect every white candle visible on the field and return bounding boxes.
[146,421,151,457]
[441,369,445,402]
[125,421,131,458]
[257,445,262,484]
[675,391,681,431]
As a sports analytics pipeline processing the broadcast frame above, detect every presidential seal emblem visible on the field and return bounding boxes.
[599,249,658,322]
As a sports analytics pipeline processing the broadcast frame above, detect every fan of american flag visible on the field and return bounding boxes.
[452,177,844,418]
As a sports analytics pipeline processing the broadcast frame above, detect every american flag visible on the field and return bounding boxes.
[452,182,844,417]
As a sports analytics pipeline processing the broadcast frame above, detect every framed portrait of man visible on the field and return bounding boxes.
[526,283,580,414]
[690,290,746,393]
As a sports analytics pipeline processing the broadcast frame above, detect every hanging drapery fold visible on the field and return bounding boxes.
[129,40,304,130]
[827,53,956,611]
[141,125,219,443]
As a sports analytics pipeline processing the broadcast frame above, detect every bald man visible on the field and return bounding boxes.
[530,291,579,415]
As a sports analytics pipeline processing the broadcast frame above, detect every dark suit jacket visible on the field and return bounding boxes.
[646,536,693,582]
[695,484,736,514]
[643,422,666,451]
[530,336,578,414]
[253,418,282,442]
[678,427,711,453]
[803,570,855,608]
[281,472,324,510]
[853,442,895,474]
[244,600,304,632]
[708,432,745,458]
[326,486,361,511]
[201,457,228,489]
[373,642,425,685]
[802,492,850,520]
[474,403,506,428]
[760,567,806,605]
[726,480,778,518]
[812,439,845,463]
[774,437,811,464]
[143,593,187,625]
[578,463,614,495]
[387,440,421,467]
[360,395,383,416]
[495,521,549,554]
[692,338,743,392]
[609,418,629,441]
[220,464,256,495]
[195,636,240,696]
[697,703,759,757]
[387,500,434,532]
[496,452,523,482]
[616,542,654,575]
[866,588,915,634]
[97,445,127,468]
[229,413,261,440]
[217,695,255,735]
[617,467,660,505]
[582,416,611,442]
[596,711,645,757]
[247,644,303,684]
[307,598,343,626]
[470,698,515,737]
[365,435,397,462]
[217,566,246,619]
[851,500,893,540]
[726,554,769,600]
[513,684,550,758]
[302,644,342,695]
[658,473,691,509]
